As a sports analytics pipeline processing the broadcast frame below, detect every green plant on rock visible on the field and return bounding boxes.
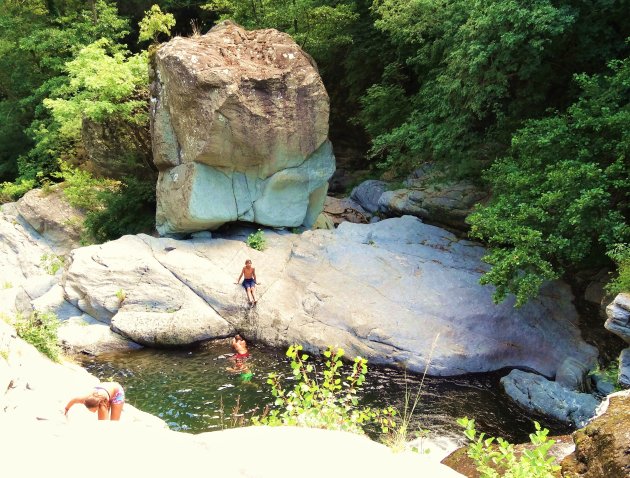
[40,253,65,275]
[590,359,622,392]
[13,310,61,362]
[246,229,266,251]
[0,179,36,203]
[458,417,561,478]
[2,282,13,289]
[606,243,630,296]
[115,288,126,305]
[252,345,397,434]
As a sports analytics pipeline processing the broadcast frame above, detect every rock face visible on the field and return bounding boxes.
[560,390,630,478]
[151,21,335,234]
[62,216,597,376]
[378,180,487,230]
[501,369,600,428]
[82,116,155,180]
[15,188,85,254]
[605,293,630,343]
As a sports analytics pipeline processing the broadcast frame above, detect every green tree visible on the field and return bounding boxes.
[138,4,176,43]
[468,55,630,306]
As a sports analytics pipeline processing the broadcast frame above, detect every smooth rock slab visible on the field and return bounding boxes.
[63,217,597,376]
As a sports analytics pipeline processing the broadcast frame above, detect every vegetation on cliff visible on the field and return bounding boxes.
[0,0,627,302]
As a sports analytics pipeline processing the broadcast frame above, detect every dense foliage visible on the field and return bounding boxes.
[0,0,628,300]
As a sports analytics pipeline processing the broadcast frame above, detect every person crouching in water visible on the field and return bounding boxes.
[231,334,249,360]
[64,381,125,420]
[236,259,258,305]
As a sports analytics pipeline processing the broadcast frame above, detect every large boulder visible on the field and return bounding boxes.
[619,347,630,388]
[151,21,335,234]
[560,390,630,477]
[501,369,600,428]
[62,216,597,376]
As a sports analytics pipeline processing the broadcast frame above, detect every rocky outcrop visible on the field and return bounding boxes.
[378,180,487,231]
[15,188,85,254]
[151,21,335,234]
[605,293,630,343]
[605,294,630,388]
[560,390,630,478]
[0,201,140,355]
[501,369,600,428]
[62,216,596,376]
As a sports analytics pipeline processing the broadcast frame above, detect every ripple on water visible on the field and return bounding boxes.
[79,342,572,442]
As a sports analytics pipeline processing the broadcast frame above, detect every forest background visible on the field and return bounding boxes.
[0,0,628,306]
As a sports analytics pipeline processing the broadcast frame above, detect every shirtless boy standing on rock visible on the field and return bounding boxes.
[236,259,258,305]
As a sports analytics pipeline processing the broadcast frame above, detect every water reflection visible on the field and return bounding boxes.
[79,341,571,442]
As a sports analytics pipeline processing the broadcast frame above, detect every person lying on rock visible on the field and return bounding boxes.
[64,381,125,420]
[235,259,259,305]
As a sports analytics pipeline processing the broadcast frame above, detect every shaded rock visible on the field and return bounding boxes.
[350,180,388,213]
[605,293,630,343]
[619,347,630,388]
[556,357,592,392]
[501,369,599,428]
[151,21,335,234]
[82,116,155,180]
[591,373,617,396]
[62,216,597,376]
[15,188,85,254]
[322,196,369,227]
[378,180,488,231]
[583,268,611,310]
[560,390,630,478]
[312,212,334,230]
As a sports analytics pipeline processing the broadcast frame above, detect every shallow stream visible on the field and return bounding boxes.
[80,341,571,444]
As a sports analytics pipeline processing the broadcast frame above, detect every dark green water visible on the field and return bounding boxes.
[80,340,571,443]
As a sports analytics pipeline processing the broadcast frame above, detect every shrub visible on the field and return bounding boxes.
[40,253,65,275]
[458,417,560,478]
[606,243,630,295]
[13,311,61,362]
[0,179,36,203]
[252,345,397,434]
[83,176,156,242]
[246,229,266,251]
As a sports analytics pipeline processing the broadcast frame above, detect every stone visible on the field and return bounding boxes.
[501,369,600,428]
[350,180,388,213]
[151,21,335,234]
[81,116,155,180]
[605,293,630,343]
[556,356,592,392]
[322,196,369,227]
[378,180,488,231]
[619,347,630,389]
[63,235,234,346]
[62,216,597,376]
[15,188,85,254]
[560,390,630,478]
[591,373,617,396]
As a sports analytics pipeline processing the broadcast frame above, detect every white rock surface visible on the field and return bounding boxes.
[62,216,597,376]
